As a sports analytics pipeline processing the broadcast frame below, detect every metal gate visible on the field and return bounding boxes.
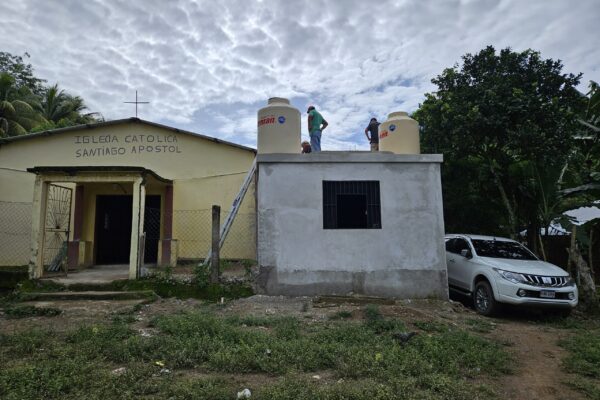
[43,184,72,274]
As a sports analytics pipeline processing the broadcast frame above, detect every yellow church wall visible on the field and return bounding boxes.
[0,121,257,266]
[0,122,254,179]
[0,168,35,202]
[173,174,256,260]
[0,169,34,265]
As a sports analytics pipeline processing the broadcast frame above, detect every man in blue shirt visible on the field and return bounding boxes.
[307,105,328,152]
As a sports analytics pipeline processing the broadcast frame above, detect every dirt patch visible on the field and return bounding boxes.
[219,295,489,336]
[150,260,252,280]
[490,321,585,400]
[0,299,144,334]
[128,298,206,330]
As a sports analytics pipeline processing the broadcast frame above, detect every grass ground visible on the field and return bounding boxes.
[559,320,600,399]
[2,291,600,400]
[0,301,511,400]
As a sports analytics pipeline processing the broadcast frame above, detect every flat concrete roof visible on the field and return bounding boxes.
[257,152,443,163]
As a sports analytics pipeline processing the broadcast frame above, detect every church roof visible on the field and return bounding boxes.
[0,118,256,153]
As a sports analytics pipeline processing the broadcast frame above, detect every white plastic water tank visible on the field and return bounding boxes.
[378,111,420,154]
[257,97,300,154]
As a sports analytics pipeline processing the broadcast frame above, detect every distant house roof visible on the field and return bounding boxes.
[0,118,257,154]
[564,204,600,226]
[520,203,600,236]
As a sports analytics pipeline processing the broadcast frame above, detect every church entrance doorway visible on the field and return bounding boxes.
[95,195,133,264]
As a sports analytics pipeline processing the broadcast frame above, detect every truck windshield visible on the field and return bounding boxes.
[471,240,537,260]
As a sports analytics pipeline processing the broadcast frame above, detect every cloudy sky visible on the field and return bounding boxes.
[1,0,598,150]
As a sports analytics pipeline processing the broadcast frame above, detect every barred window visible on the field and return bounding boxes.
[323,181,381,229]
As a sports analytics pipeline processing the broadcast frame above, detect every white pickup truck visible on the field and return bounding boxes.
[445,234,578,316]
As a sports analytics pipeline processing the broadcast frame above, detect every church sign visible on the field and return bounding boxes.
[74,133,182,158]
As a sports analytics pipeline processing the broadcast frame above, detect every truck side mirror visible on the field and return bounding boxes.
[460,249,473,259]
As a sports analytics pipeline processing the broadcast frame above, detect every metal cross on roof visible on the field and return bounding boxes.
[124,90,149,118]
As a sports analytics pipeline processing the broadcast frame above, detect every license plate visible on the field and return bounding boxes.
[540,290,556,299]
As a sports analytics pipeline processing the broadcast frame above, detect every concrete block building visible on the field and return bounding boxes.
[256,152,447,299]
[255,99,448,299]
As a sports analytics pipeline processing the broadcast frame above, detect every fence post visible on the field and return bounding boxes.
[210,205,221,283]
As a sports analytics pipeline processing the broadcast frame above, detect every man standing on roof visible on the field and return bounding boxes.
[364,117,380,151]
[307,105,328,152]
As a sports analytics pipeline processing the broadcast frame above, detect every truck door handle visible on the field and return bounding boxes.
[448,259,455,263]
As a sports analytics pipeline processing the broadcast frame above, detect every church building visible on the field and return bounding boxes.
[0,118,256,279]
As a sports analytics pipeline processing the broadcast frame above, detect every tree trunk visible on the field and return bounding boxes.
[490,165,517,238]
[568,230,598,311]
[590,227,595,284]
[568,226,577,276]
[538,234,547,261]
[527,221,539,255]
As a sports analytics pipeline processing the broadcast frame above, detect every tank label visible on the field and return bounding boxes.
[258,115,276,127]
[389,124,396,132]
[379,130,389,139]
[278,116,286,124]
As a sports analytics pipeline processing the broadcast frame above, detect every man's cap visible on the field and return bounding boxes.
[370,117,377,122]
[307,105,315,113]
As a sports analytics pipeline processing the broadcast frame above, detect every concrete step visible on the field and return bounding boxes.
[20,290,158,302]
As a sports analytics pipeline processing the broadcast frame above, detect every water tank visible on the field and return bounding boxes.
[257,97,300,154]
[378,111,420,154]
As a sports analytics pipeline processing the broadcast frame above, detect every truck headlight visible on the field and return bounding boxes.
[494,268,526,284]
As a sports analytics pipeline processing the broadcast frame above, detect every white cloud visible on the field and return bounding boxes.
[1,0,598,150]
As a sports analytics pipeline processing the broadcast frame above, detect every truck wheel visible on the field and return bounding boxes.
[473,281,499,316]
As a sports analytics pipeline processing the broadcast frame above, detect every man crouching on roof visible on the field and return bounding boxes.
[301,141,312,153]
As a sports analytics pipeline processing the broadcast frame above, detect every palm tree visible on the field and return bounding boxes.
[68,95,104,124]
[0,73,45,137]
[37,84,102,126]
[38,84,73,123]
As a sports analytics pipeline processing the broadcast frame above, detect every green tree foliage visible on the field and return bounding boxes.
[566,81,600,199]
[39,84,75,122]
[0,73,45,137]
[562,82,600,289]
[414,46,585,243]
[0,52,100,138]
[0,52,45,94]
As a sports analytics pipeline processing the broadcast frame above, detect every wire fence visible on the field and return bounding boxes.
[0,201,32,266]
[173,209,256,263]
[0,201,257,267]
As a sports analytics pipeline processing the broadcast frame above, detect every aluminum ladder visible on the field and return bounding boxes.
[202,158,257,265]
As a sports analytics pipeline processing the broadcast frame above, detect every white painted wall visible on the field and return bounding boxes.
[257,153,448,298]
